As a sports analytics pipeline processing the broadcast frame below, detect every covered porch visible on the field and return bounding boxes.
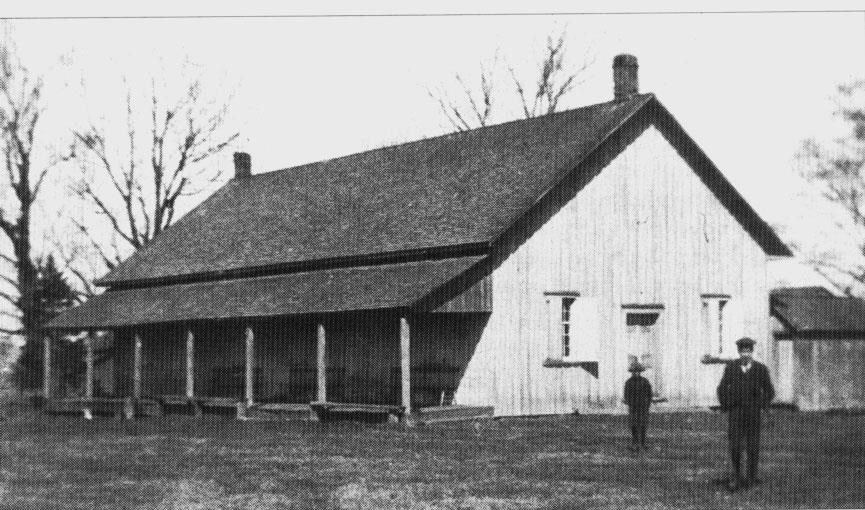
[42,256,493,423]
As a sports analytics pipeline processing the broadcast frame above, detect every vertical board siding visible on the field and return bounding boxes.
[141,325,186,396]
[455,126,769,416]
[774,338,796,404]
[194,322,246,398]
[791,338,865,411]
[433,275,493,313]
[325,312,400,405]
[108,313,484,407]
[256,318,317,403]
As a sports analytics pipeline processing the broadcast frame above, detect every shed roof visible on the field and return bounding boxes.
[98,93,790,287]
[771,286,835,298]
[45,256,483,329]
[772,292,865,336]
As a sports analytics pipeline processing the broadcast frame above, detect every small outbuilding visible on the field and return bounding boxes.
[771,286,865,411]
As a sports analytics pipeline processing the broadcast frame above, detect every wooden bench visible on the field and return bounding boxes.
[156,395,244,417]
[158,395,203,417]
[388,363,462,408]
[45,397,126,418]
[310,401,406,423]
[45,397,158,419]
[246,402,314,421]
[414,405,495,424]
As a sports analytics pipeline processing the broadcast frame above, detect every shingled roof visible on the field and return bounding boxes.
[772,286,835,298]
[772,290,865,337]
[98,93,790,288]
[46,256,483,329]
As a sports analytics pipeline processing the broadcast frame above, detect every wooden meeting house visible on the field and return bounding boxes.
[44,55,791,422]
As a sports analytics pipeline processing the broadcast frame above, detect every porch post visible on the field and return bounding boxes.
[244,326,254,407]
[185,329,195,399]
[82,332,95,419]
[84,332,94,399]
[811,340,820,410]
[42,335,51,400]
[316,323,326,403]
[400,316,411,413]
[133,333,143,400]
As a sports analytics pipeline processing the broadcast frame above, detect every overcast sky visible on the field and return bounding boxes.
[4,4,865,296]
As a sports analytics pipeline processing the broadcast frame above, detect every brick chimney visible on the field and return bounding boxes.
[233,152,251,179]
[613,54,639,101]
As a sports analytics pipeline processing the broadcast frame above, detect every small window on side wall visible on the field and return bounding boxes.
[545,293,600,362]
[561,297,576,358]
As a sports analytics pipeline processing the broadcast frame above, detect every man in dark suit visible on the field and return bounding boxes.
[717,337,775,491]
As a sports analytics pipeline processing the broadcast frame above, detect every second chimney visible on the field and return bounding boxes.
[233,152,251,179]
[613,54,639,101]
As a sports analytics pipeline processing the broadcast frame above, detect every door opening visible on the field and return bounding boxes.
[625,309,663,398]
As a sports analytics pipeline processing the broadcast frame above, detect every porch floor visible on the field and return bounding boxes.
[43,398,495,425]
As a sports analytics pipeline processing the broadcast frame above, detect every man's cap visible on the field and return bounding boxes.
[735,337,757,349]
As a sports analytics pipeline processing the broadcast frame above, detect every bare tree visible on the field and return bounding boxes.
[50,235,97,299]
[797,80,865,296]
[428,53,498,131]
[70,65,238,269]
[428,31,593,132]
[509,32,590,120]
[0,37,63,337]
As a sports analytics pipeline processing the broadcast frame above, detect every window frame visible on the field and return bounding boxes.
[544,291,581,362]
[560,296,577,359]
[701,293,733,357]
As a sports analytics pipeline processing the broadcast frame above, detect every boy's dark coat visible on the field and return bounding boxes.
[624,374,653,414]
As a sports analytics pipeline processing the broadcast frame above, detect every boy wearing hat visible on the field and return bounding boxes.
[717,337,775,491]
[623,360,653,451]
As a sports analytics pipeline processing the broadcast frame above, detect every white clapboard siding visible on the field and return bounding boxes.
[573,298,601,362]
[454,126,769,416]
[721,299,745,358]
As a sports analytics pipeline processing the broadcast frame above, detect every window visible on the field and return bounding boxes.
[561,297,576,358]
[545,293,599,362]
[625,312,660,327]
[701,294,742,357]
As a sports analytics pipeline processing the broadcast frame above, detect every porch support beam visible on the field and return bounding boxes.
[244,326,254,407]
[42,335,51,400]
[811,340,819,409]
[133,333,143,400]
[83,332,95,419]
[185,329,195,399]
[316,323,326,403]
[400,316,411,414]
[84,332,94,399]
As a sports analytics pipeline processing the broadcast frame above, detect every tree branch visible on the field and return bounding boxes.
[70,219,122,270]
[0,288,18,306]
[73,181,137,248]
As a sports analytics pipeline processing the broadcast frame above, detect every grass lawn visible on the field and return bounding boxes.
[0,410,863,509]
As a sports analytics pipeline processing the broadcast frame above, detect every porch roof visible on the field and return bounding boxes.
[44,256,485,330]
